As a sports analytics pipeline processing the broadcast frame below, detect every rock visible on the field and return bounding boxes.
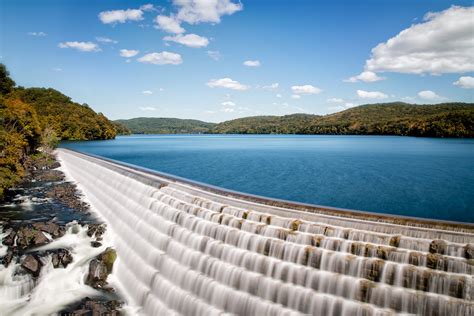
[2,250,14,266]
[464,244,474,260]
[52,249,73,268]
[90,241,102,248]
[429,240,448,255]
[389,235,401,248]
[426,253,442,269]
[16,227,49,249]
[22,254,42,276]
[85,248,117,289]
[2,230,16,246]
[33,222,65,238]
[87,224,106,239]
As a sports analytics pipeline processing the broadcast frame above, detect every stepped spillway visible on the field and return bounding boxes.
[56,148,474,316]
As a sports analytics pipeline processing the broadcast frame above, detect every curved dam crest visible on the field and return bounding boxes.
[56,148,474,316]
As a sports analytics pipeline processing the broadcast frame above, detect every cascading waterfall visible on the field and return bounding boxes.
[57,149,474,316]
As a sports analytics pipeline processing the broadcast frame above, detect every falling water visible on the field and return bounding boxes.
[57,149,474,316]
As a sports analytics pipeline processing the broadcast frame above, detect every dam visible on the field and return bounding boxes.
[56,148,474,316]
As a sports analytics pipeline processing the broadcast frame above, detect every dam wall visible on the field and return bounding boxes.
[57,148,474,316]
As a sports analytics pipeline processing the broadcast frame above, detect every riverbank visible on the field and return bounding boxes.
[0,152,123,315]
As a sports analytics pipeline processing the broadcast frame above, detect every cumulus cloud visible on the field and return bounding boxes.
[365,6,474,74]
[139,106,156,111]
[291,85,322,95]
[99,8,144,24]
[155,15,185,34]
[327,98,344,103]
[58,41,100,52]
[163,33,209,48]
[174,0,243,24]
[357,90,388,99]
[207,50,221,61]
[344,71,385,83]
[137,51,183,65]
[207,78,249,91]
[140,4,156,11]
[243,60,261,67]
[96,37,118,44]
[417,90,444,101]
[120,49,139,57]
[291,95,301,99]
[221,101,235,106]
[453,76,474,89]
[142,90,153,95]
[276,94,282,98]
[28,32,46,36]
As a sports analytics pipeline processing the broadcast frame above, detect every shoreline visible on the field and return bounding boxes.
[0,151,123,315]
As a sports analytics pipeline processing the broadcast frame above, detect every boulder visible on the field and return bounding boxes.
[429,240,448,255]
[16,227,49,249]
[33,222,65,238]
[22,254,41,276]
[2,230,16,246]
[464,244,474,260]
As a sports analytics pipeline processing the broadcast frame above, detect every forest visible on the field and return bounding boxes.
[210,103,474,137]
[0,63,122,199]
[118,103,474,138]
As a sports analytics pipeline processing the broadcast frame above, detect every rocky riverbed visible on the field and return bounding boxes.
[0,152,123,315]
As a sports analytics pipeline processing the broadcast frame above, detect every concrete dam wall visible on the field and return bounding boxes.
[57,149,474,316]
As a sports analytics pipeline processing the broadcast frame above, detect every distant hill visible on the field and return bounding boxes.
[115,117,216,134]
[118,103,473,137]
[211,103,474,137]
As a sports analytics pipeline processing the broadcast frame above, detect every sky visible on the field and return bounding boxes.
[0,0,473,122]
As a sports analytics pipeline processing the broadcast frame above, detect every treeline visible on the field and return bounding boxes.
[210,103,474,137]
[115,117,214,134]
[0,63,121,198]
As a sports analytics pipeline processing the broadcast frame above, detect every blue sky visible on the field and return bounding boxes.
[1,0,473,121]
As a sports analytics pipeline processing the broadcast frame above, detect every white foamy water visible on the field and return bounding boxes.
[0,222,112,315]
[55,149,474,316]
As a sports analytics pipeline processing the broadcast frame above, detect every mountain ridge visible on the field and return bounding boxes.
[116,102,474,137]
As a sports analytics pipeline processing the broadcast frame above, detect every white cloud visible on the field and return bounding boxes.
[327,98,344,103]
[96,37,118,44]
[137,51,183,65]
[344,71,385,83]
[365,6,474,74]
[221,107,235,113]
[276,94,282,98]
[52,67,62,72]
[142,90,153,95]
[221,101,235,106]
[155,15,185,34]
[357,90,388,99]
[163,33,209,48]
[120,49,139,57]
[139,106,156,111]
[58,41,100,52]
[291,95,301,99]
[99,8,144,24]
[261,83,279,91]
[243,60,261,67]
[28,32,46,36]
[206,78,249,91]
[174,0,243,24]
[140,4,156,11]
[291,85,322,95]
[207,50,221,61]
[453,76,474,89]
[418,90,444,101]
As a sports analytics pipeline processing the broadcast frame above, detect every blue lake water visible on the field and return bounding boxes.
[61,135,474,223]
